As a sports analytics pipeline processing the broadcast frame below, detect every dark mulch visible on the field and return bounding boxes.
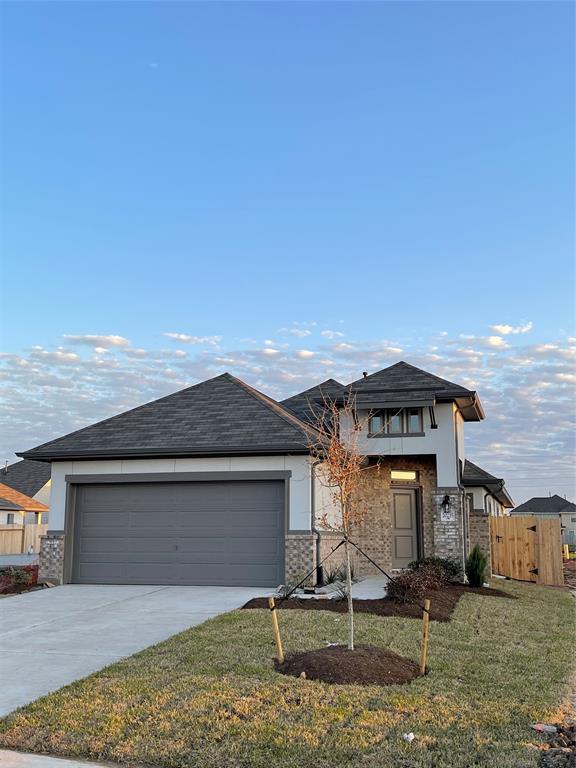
[276,644,422,686]
[563,559,576,590]
[243,584,515,622]
[538,721,576,767]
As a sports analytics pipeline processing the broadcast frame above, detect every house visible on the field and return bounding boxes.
[510,495,576,546]
[18,361,511,586]
[0,483,49,526]
[1,459,51,523]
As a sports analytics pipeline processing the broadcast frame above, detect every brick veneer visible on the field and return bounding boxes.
[38,532,65,584]
[317,456,441,577]
[285,532,316,585]
[469,510,492,574]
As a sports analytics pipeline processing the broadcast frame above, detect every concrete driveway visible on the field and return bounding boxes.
[0,583,271,717]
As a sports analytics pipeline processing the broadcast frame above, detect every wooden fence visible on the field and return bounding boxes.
[0,524,48,556]
[490,515,564,586]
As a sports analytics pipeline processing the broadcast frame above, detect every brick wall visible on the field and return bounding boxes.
[38,533,65,584]
[433,489,466,570]
[317,456,439,577]
[284,532,316,585]
[469,510,492,574]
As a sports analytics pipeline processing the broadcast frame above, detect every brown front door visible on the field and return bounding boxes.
[392,488,418,568]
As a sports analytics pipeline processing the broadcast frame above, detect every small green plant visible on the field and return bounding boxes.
[276,572,306,599]
[465,545,487,588]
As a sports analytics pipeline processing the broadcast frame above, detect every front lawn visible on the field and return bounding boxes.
[1,581,574,768]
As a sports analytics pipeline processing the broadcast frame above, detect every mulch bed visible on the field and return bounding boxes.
[243,584,514,622]
[563,559,576,590]
[538,722,576,767]
[276,644,422,686]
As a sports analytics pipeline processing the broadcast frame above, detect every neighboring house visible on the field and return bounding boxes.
[510,495,576,546]
[462,459,514,518]
[1,459,51,523]
[18,361,510,586]
[0,482,49,526]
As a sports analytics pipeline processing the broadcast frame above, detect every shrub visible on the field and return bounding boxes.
[408,556,462,582]
[465,545,487,588]
[387,563,446,603]
[0,564,38,594]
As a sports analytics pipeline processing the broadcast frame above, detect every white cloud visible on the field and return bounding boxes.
[485,336,508,349]
[163,333,221,346]
[490,322,533,336]
[2,327,574,503]
[64,334,130,348]
[321,330,344,339]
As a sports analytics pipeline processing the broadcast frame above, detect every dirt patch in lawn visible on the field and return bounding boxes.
[243,584,514,622]
[563,559,576,590]
[276,644,421,685]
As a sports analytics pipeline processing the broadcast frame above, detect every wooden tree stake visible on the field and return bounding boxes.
[419,599,431,675]
[268,597,284,664]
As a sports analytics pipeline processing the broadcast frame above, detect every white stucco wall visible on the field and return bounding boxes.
[313,463,341,529]
[468,486,506,516]
[340,402,460,487]
[33,480,51,507]
[48,455,313,532]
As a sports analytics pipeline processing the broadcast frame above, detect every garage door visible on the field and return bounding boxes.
[71,480,285,587]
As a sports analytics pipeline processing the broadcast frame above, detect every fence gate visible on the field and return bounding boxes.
[490,515,564,586]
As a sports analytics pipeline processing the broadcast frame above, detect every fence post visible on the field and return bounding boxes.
[419,599,431,675]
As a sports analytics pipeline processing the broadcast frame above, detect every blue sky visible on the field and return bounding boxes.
[1,2,574,502]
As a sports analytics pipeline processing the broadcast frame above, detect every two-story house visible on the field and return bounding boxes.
[18,362,512,586]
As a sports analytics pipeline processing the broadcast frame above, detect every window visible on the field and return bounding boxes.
[391,470,418,482]
[368,408,423,436]
[571,517,576,523]
[6,513,14,525]
[407,408,423,433]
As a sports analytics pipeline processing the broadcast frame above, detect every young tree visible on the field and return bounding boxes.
[308,393,370,650]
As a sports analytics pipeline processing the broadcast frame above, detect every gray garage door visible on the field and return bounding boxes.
[71,481,285,587]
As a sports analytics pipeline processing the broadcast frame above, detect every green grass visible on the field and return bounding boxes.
[1,581,574,768]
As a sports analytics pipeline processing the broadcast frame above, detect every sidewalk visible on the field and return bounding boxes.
[0,752,116,768]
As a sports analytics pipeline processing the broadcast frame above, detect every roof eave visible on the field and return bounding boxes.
[17,446,313,463]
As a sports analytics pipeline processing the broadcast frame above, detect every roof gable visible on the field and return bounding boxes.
[19,373,317,461]
[1,460,51,497]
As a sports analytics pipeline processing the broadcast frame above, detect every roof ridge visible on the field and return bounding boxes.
[281,378,345,402]
[348,360,472,393]
[223,374,319,441]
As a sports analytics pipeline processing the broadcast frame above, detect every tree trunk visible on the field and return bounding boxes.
[344,539,354,650]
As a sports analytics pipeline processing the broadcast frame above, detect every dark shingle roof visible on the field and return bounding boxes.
[348,361,473,396]
[462,459,499,484]
[281,379,345,424]
[510,495,575,517]
[19,373,318,461]
[0,497,23,511]
[344,362,484,420]
[462,459,514,507]
[0,460,51,497]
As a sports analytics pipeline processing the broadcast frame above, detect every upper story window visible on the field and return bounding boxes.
[368,408,423,436]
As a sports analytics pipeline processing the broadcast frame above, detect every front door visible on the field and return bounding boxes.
[392,488,418,568]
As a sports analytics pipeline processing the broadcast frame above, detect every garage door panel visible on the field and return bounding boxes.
[72,480,285,586]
